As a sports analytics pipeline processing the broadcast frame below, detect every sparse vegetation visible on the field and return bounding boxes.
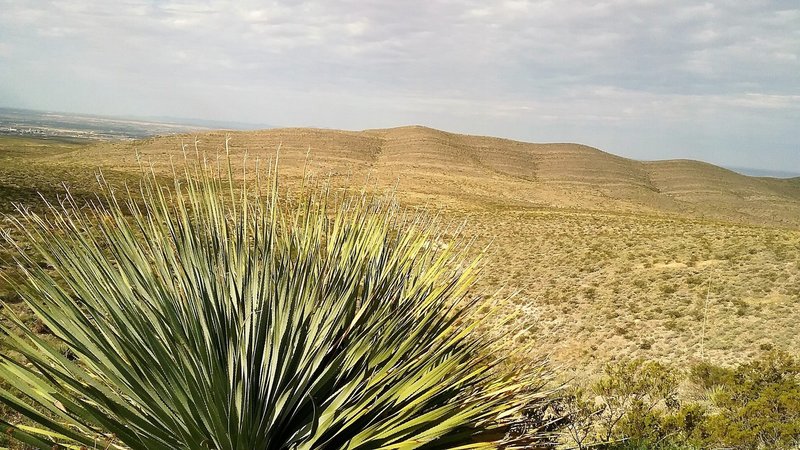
[0,155,556,448]
[2,132,800,448]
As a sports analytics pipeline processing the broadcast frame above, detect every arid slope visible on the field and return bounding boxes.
[52,125,800,227]
[5,130,800,371]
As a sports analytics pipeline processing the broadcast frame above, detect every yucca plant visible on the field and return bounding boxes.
[0,152,554,449]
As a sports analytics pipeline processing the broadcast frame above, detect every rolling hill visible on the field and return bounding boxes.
[53,125,800,228]
[4,128,800,372]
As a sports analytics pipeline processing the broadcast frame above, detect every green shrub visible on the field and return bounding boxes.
[593,359,679,445]
[690,360,732,389]
[695,351,800,449]
[579,353,800,449]
[0,159,555,449]
[560,359,682,449]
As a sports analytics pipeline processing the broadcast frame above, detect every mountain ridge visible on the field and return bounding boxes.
[52,125,800,228]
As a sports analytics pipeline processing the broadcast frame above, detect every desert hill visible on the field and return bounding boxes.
[54,125,800,228]
[3,130,800,371]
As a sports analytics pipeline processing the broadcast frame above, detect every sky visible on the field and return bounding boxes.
[0,1,798,172]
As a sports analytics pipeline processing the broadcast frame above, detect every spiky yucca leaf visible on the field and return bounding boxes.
[0,156,550,449]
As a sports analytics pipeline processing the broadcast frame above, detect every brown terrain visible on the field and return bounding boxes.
[2,126,800,374]
[48,125,800,227]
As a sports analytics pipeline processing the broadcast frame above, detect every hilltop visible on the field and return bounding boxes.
[47,125,800,228]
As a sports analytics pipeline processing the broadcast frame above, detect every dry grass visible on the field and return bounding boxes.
[2,130,799,381]
[459,208,800,375]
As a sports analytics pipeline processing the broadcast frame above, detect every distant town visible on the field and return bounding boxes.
[0,107,215,141]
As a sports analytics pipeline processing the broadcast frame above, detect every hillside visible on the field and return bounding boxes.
[52,125,800,228]
[3,130,800,373]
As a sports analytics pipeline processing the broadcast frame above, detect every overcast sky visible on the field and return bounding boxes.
[0,1,798,172]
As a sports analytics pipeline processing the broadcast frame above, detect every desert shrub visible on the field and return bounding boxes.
[660,284,677,295]
[693,351,800,449]
[0,159,556,449]
[564,353,800,450]
[557,386,599,450]
[690,360,733,389]
[559,359,682,449]
[593,359,679,445]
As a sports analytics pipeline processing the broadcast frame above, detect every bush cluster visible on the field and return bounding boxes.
[560,352,800,450]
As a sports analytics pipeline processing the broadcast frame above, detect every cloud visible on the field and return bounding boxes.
[0,0,798,170]
[0,42,12,57]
